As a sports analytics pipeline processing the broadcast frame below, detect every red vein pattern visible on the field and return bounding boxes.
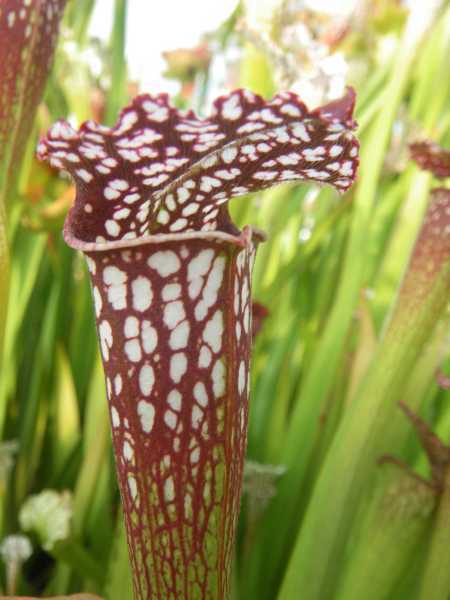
[0,0,66,197]
[37,88,359,599]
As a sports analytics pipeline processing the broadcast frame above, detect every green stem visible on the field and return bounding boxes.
[104,0,128,125]
[53,539,105,587]
[104,512,134,600]
[336,470,435,600]
[278,188,450,599]
[0,208,9,364]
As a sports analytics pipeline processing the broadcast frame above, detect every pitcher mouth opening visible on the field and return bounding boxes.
[63,214,267,253]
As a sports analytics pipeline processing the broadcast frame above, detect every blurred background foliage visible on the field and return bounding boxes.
[0,0,449,598]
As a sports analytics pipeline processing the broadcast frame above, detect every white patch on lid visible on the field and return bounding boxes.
[143,173,170,187]
[257,142,271,153]
[124,338,142,363]
[189,282,203,303]
[193,382,208,407]
[273,127,290,144]
[116,110,138,134]
[104,187,120,200]
[280,170,296,181]
[169,321,190,350]
[163,300,186,330]
[105,220,120,237]
[190,447,200,464]
[110,179,129,191]
[114,208,130,220]
[157,209,170,224]
[50,120,75,140]
[123,441,134,461]
[170,352,187,383]
[329,145,343,157]
[103,266,127,310]
[139,364,155,396]
[188,249,214,280]
[194,256,226,320]
[170,218,188,232]
[76,169,93,182]
[168,389,182,411]
[202,310,224,353]
[243,304,250,333]
[242,144,256,155]
[164,476,175,502]
[212,360,226,398]
[128,476,138,501]
[131,276,153,312]
[238,360,246,394]
[253,171,278,181]
[199,175,221,193]
[114,374,123,395]
[260,108,282,123]
[339,161,354,176]
[143,101,169,122]
[124,193,140,204]
[162,283,181,302]
[303,146,326,161]
[304,169,329,179]
[182,202,199,217]
[278,153,300,166]
[165,194,176,211]
[281,103,301,117]
[118,129,162,148]
[141,320,158,354]
[191,405,203,429]
[201,154,218,168]
[221,146,238,164]
[204,256,225,297]
[291,123,311,142]
[194,300,208,321]
[93,286,102,317]
[111,406,120,428]
[215,168,240,180]
[237,121,265,134]
[327,123,345,132]
[124,316,139,338]
[177,187,190,204]
[7,12,16,28]
[164,410,177,430]
[103,158,118,167]
[96,165,111,175]
[198,345,212,368]
[137,400,155,433]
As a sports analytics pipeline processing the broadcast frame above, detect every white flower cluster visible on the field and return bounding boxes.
[19,489,73,551]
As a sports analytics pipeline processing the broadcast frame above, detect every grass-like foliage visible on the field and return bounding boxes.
[0,1,449,599]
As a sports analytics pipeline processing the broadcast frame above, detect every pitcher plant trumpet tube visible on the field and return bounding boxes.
[37,88,359,599]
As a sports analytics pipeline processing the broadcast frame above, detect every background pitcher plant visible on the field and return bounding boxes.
[37,88,359,598]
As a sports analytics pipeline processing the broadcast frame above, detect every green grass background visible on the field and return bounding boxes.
[0,1,449,598]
